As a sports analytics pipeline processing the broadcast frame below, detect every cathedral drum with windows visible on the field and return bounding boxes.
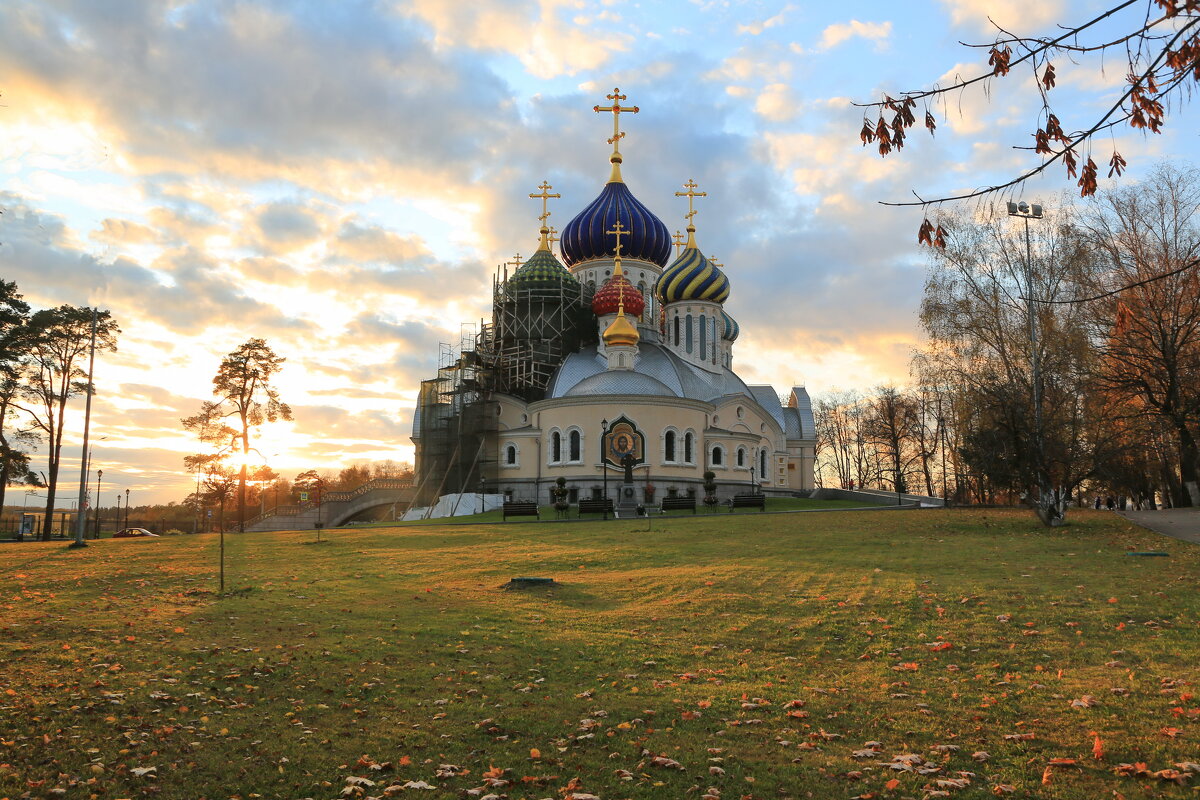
[410,89,816,507]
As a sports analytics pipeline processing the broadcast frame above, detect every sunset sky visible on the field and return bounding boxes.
[3,0,1196,505]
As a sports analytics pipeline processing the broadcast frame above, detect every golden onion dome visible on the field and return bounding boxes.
[602,307,640,347]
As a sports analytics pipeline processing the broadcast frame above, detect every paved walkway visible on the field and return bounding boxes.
[1120,508,1200,545]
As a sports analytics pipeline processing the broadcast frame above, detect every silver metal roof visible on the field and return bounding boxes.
[564,370,678,397]
[783,406,802,438]
[548,342,761,405]
[789,386,816,440]
[747,385,786,429]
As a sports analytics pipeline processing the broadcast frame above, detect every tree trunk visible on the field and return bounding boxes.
[1180,422,1200,507]
[41,440,60,540]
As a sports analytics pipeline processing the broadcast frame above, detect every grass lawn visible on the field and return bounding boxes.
[2,508,1199,799]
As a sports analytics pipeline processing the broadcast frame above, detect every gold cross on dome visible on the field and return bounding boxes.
[528,180,560,224]
[508,252,524,269]
[548,226,560,247]
[710,256,724,268]
[593,87,639,153]
[675,178,707,223]
[607,220,629,258]
[672,230,685,253]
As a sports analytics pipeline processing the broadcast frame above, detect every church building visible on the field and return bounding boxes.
[410,89,816,508]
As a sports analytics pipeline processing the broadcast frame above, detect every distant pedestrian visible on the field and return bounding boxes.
[1094,496,1101,510]
[1106,496,1116,511]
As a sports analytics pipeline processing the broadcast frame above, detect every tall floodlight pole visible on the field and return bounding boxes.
[124,488,130,529]
[70,309,98,549]
[1006,201,1053,522]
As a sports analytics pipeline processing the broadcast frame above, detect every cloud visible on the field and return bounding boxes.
[737,5,794,35]
[754,83,800,123]
[403,0,630,79]
[938,0,1067,35]
[818,20,892,51]
[253,201,325,254]
[0,1,516,189]
[330,220,429,264]
[91,218,161,247]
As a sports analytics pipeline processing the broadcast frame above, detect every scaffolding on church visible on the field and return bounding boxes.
[412,323,498,509]
[412,266,595,508]
[477,266,595,402]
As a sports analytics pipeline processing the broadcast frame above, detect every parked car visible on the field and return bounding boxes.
[113,528,159,538]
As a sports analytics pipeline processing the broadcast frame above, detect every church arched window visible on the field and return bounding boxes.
[664,430,676,462]
[569,429,581,462]
[699,314,707,360]
[673,315,680,346]
[506,444,517,465]
[637,282,646,319]
[684,432,694,463]
[711,444,724,467]
[551,431,562,463]
[736,447,746,468]
[712,318,718,364]
[759,447,767,481]
[685,314,693,354]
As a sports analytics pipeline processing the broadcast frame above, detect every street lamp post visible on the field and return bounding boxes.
[751,466,757,495]
[1006,200,1055,523]
[94,469,103,538]
[124,488,130,529]
[601,418,610,521]
[70,308,99,549]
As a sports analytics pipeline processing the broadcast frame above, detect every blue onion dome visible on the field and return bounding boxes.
[655,226,731,304]
[508,230,581,293]
[721,309,740,342]
[560,181,672,268]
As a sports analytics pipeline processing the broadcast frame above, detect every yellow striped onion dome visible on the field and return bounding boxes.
[655,244,730,304]
[720,309,740,342]
[508,246,582,296]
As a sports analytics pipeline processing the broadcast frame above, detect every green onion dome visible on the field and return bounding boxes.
[508,240,581,294]
[721,309,740,342]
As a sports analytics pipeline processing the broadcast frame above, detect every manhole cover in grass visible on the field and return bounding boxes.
[503,576,558,590]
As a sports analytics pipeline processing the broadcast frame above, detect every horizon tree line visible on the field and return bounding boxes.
[815,163,1200,517]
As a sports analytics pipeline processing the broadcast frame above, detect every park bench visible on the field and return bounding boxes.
[729,494,766,512]
[502,501,540,521]
[659,496,697,514]
[577,498,614,516]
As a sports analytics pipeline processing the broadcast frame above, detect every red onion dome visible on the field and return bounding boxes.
[591,273,645,317]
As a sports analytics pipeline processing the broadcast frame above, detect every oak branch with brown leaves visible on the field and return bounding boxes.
[857,0,1200,248]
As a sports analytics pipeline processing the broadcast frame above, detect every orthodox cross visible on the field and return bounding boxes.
[548,227,560,247]
[507,252,523,270]
[675,178,707,224]
[608,220,629,275]
[528,180,560,224]
[710,256,724,269]
[593,87,639,153]
[672,230,685,253]
[607,220,630,259]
